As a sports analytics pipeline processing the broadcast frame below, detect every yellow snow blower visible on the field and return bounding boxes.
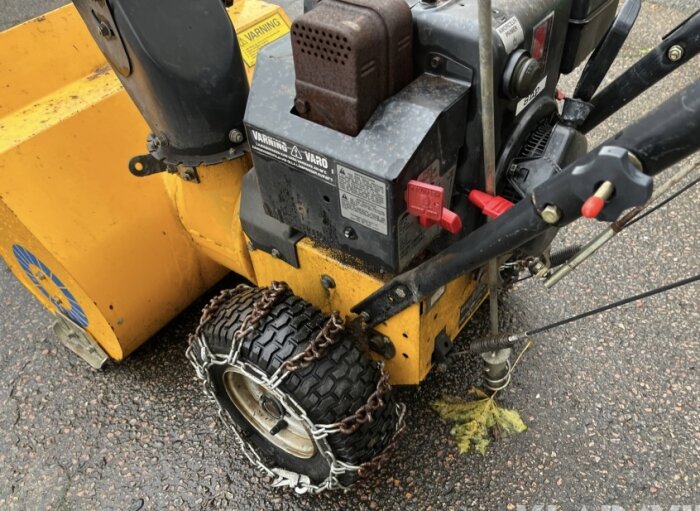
[1,0,697,493]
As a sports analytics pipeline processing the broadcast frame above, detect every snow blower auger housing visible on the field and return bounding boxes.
[1,0,698,494]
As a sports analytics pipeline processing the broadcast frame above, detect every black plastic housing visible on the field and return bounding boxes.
[73,0,249,165]
[560,0,620,73]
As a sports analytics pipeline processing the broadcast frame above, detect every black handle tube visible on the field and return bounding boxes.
[609,79,700,175]
[581,11,700,133]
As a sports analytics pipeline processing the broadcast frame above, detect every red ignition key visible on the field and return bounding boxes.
[405,180,463,234]
[468,190,514,218]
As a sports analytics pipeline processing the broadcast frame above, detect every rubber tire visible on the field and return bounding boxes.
[197,285,398,487]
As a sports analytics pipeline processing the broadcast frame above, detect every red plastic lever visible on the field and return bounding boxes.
[468,190,514,218]
[581,196,605,218]
[581,181,615,219]
[405,180,463,234]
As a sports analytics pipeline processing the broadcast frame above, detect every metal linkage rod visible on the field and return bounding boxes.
[469,273,700,353]
[581,11,699,133]
[477,0,509,389]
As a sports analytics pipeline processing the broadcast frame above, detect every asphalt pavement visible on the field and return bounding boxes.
[1,1,698,510]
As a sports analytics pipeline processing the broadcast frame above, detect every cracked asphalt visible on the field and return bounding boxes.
[1,1,698,510]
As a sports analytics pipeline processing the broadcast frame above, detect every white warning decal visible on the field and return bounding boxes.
[248,128,335,185]
[516,77,547,114]
[337,164,388,235]
[495,16,524,54]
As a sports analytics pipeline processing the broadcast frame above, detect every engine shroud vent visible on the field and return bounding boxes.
[518,118,554,159]
[291,0,413,136]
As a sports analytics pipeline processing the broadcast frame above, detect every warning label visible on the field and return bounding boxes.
[337,164,388,235]
[248,128,336,185]
[495,16,524,54]
[237,13,289,68]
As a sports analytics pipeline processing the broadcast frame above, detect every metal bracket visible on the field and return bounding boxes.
[431,330,455,368]
[128,131,248,181]
[52,312,109,370]
[128,154,168,177]
[128,155,201,183]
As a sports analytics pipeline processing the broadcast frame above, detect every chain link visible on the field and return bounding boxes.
[186,282,405,493]
[281,311,344,372]
[336,369,392,434]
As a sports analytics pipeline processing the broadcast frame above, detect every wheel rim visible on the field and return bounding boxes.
[222,368,316,459]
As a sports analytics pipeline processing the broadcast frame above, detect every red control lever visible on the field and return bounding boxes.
[581,180,615,219]
[405,180,462,234]
[468,189,514,218]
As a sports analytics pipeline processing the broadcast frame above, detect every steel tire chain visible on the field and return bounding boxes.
[185,281,406,493]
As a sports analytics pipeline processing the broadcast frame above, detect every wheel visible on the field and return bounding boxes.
[187,283,402,493]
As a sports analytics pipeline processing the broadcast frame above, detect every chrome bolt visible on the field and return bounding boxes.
[541,204,562,225]
[271,248,281,259]
[228,129,244,144]
[395,287,407,299]
[343,226,357,240]
[667,45,684,62]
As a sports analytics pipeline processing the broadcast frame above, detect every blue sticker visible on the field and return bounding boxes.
[12,244,89,328]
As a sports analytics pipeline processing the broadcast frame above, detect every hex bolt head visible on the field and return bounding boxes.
[228,129,244,144]
[294,98,309,114]
[151,135,168,149]
[541,204,562,225]
[343,226,357,240]
[395,287,407,299]
[182,168,197,181]
[667,45,684,62]
[97,21,113,38]
[430,56,442,69]
[271,248,281,259]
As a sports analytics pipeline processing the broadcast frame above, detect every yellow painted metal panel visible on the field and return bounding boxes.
[0,86,226,358]
[165,158,257,284]
[0,8,106,117]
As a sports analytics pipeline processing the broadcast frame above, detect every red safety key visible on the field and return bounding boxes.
[405,180,463,234]
[468,190,514,218]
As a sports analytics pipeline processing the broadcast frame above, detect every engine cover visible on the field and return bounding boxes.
[245,38,468,273]
[244,0,604,274]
